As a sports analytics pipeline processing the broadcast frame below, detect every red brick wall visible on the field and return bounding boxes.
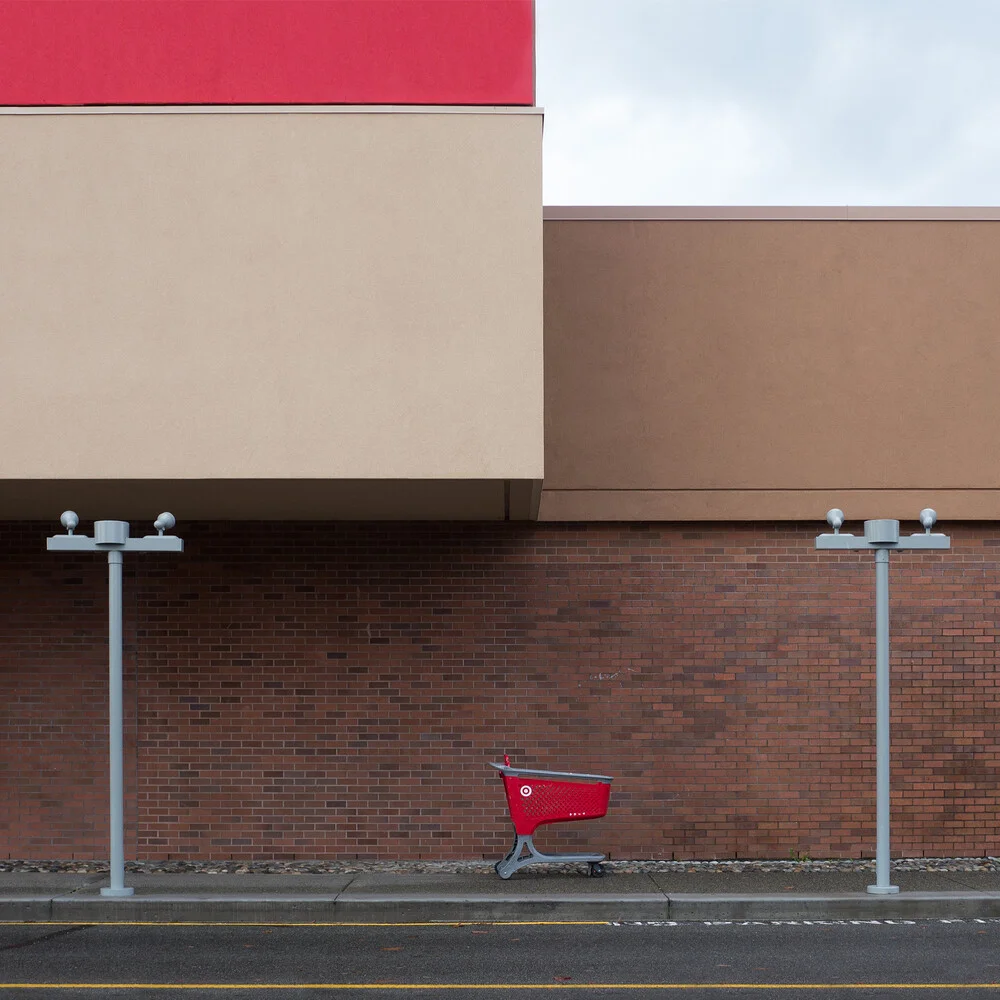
[2,520,998,861]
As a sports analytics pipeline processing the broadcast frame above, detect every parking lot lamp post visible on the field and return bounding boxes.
[815,509,950,894]
[47,512,184,897]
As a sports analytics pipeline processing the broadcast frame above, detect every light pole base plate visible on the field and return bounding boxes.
[867,884,900,895]
[100,886,135,897]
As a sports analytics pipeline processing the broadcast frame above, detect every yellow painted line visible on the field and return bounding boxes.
[0,920,609,928]
[1,984,1000,991]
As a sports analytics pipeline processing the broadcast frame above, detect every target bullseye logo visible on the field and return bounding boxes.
[520,784,532,798]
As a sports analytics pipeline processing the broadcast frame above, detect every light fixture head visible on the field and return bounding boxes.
[153,512,176,535]
[919,508,937,531]
[826,508,845,532]
[59,510,79,535]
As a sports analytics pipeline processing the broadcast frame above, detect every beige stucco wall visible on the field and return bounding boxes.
[0,108,542,518]
[542,215,1000,521]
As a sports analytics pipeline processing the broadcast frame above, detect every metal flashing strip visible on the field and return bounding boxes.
[0,105,544,116]
[543,205,1000,221]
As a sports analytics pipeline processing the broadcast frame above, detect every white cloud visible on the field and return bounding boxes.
[544,94,781,204]
[537,0,1000,205]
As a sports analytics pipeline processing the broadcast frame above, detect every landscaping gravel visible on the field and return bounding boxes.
[4,857,1000,876]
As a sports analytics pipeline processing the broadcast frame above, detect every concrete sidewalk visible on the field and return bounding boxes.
[5,867,1000,923]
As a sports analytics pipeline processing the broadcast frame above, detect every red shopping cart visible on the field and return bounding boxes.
[489,756,614,879]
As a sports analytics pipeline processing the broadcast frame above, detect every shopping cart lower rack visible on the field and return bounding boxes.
[489,757,614,879]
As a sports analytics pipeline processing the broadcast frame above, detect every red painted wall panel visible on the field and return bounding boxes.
[0,1,534,106]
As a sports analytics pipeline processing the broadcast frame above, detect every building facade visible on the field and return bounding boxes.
[2,2,999,862]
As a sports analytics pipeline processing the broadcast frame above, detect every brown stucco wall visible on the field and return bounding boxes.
[542,213,1000,521]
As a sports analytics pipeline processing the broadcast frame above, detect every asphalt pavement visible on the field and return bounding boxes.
[4,918,1000,996]
[6,864,1000,923]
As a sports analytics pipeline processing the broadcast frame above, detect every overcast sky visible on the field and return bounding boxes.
[535,0,1000,205]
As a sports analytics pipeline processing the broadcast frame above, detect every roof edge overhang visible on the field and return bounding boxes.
[544,206,1000,221]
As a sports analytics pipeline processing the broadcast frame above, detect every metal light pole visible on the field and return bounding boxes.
[48,511,183,897]
[816,508,950,894]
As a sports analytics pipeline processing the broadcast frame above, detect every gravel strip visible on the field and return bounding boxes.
[4,858,1000,875]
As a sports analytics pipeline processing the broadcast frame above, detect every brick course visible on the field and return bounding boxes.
[1,520,997,861]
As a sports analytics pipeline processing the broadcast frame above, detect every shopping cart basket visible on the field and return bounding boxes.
[489,756,614,879]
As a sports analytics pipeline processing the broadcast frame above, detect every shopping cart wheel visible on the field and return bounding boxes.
[495,862,513,880]
[588,862,605,878]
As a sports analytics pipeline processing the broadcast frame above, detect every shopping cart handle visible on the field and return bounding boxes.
[488,761,613,782]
